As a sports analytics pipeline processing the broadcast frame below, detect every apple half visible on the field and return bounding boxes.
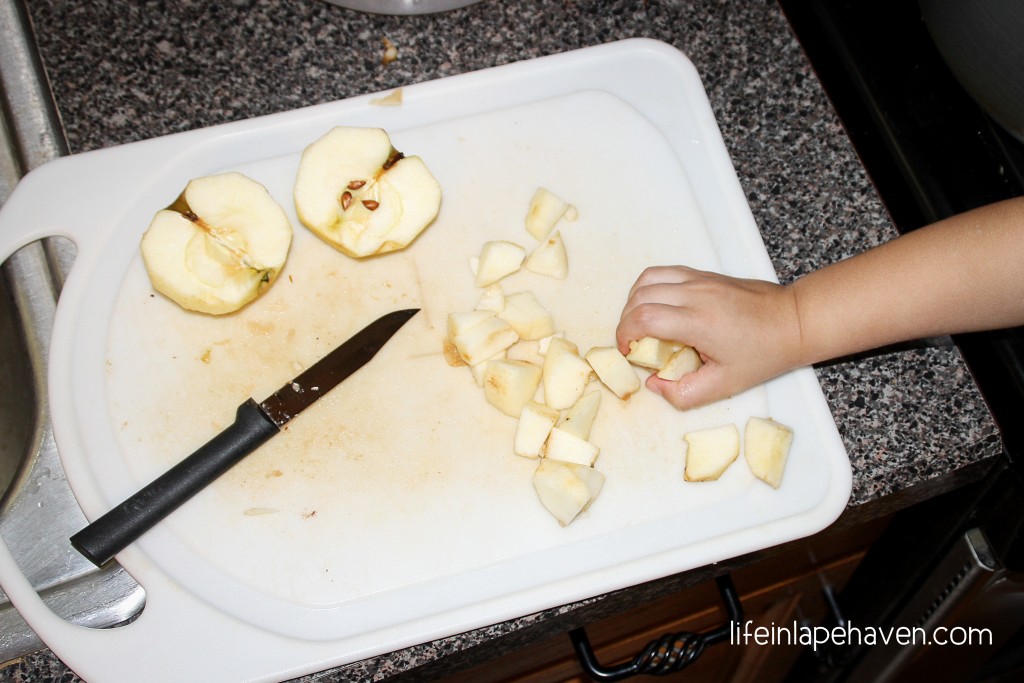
[293,126,442,257]
[140,172,292,315]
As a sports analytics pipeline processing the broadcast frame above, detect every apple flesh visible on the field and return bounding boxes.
[475,284,505,313]
[656,346,703,380]
[506,339,545,365]
[498,290,555,341]
[744,416,794,488]
[585,346,641,399]
[626,336,681,370]
[542,337,593,410]
[514,401,560,458]
[523,231,568,279]
[447,310,496,340]
[140,172,292,315]
[293,126,441,258]
[557,390,601,441]
[483,359,542,417]
[469,350,505,386]
[525,187,571,241]
[543,427,600,466]
[475,240,526,287]
[683,424,740,481]
[532,459,605,526]
[448,312,519,366]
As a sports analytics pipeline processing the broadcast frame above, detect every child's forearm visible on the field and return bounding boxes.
[790,196,1024,366]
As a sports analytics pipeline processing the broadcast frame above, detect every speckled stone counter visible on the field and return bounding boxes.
[1,0,1003,681]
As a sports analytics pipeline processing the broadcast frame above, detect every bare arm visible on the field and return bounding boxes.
[616,196,1024,410]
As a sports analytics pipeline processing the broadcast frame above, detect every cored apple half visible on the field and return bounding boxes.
[293,126,442,258]
[140,171,292,315]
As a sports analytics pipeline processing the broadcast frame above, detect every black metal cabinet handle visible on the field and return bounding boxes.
[569,574,743,681]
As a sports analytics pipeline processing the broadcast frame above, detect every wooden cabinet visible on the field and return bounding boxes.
[435,517,889,683]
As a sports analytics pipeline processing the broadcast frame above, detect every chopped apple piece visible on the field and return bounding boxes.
[683,424,740,482]
[744,417,794,488]
[656,346,703,380]
[585,346,641,399]
[469,350,506,386]
[525,187,570,241]
[543,427,600,466]
[507,339,545,365]
[293,126,441,257]
[532,459,604,526]
[542,337,592,410]
[483,359,542,417]
[475,284,505,313]
[475,240,526,287]
[537,331,565,355]
[447,310,495,341]
[369,88,402,106]
[626,336,680,369]
[557,390,601,441]
[523,231,568,279]
[140,172,292,315]
[451,316,518,365]
[514,401,561,458]
[498,290,555,341]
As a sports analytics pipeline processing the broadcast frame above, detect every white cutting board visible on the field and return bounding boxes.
[0,39,851,682]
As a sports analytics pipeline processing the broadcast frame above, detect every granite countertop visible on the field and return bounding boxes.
[2,0,1003,681]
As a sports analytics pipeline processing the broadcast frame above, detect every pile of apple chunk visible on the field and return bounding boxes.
[446,190,795,526]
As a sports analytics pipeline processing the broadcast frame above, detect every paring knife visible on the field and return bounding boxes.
[70,307,419,567]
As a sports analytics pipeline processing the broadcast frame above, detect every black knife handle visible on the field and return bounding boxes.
[70,398,280,567]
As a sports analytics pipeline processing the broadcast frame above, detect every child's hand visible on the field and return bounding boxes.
[616,266,802,410]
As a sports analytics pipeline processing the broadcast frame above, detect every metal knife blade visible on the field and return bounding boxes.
[70,308,419,567]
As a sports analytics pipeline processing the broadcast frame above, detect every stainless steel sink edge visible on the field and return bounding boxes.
[0,0,144,664]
